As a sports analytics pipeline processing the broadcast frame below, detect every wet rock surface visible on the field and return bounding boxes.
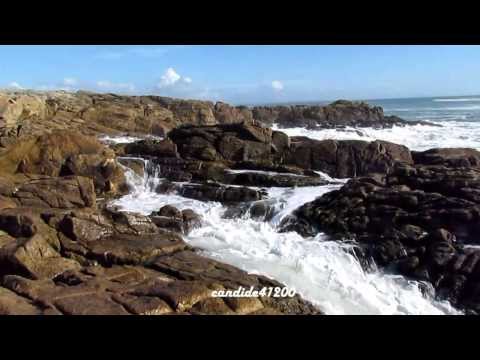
[285,162,480,313]
[150,206,202,235]
[179,183,266,203]
[3,90,478,315]
[0,250,319,315]
[0,201,319,314]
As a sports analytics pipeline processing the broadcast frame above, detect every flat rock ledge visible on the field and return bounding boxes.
[0,250,319,315]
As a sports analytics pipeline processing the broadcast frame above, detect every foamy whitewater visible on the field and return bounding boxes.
[105,96,480,315]
[273,96,480,151]
[111,160,460,315]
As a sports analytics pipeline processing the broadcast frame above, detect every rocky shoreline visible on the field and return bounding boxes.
[0,90,475,315]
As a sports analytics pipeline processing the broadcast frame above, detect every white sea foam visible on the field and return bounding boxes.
[274,121,480,151]
[111,164,461,315]
[98,134,163,144]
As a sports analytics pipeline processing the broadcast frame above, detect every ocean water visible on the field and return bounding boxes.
[273,95,480,151]
[105,96,476,315]
[111,161,460,315]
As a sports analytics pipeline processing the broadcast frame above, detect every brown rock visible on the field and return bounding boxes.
[0,286,41,315]
[13,176,96,209]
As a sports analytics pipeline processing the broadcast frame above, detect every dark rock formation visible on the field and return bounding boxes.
[179,183,266,203]
[284,162,480,313]
[224,171,329,188]
[168,123,275,163]
[252,100,436,129]
[150,206,202,235]
[413,148,480,168]
[124,138,178,158]
[283,137,413,178]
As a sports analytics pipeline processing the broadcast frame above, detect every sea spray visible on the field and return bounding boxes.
[112,163,461,315]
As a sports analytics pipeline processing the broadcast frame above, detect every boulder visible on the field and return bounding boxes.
[150,206,202,235]
[0,287,42,315]
[12,176,96,209]
[252,100,434,129]
[225,171,329,187]
[124,138,178,158]
[413,148,480,168]
[168,123,274,163]
[284,161,480,312]
[0,212,82,280]
[0,130,127,196]
[284,138,413,178]
[179,183,265,203]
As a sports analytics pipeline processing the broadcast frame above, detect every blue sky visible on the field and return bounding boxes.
[1,45,480,105]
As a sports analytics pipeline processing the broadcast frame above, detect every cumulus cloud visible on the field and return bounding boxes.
[96,80,136,93]
[271,80,284,92]
[157,67,193,89]
[8,82,24,90]
[158,67,182,88]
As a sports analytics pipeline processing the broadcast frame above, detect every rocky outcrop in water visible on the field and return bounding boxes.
[0,91,428,147]
[252,100,436,129]
[0,101,320,314]
[0,195,319,314]
[1,89,477,315]
[162,123,414,180]
[283,155,480,313]
[284,137,413,178]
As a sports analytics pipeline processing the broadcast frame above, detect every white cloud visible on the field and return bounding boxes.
[271,80,284,92]
[183,77,192,84]
[158,67,182,88]
[8,82,24,90]
[96,80,136,93]
[63,78,78,86]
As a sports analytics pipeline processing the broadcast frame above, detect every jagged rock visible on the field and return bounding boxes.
[0,286,42,315]
[0,251,320,315]
[285,161,480,312]
[413,148,480,168]
[124,138,178,158]
[12,176,96,209]
[168,123,274,163]
[179,183,265,203]
[156,205,182,219]
[0,212,37,237]
[150,207,202,235]
[0,223,81,279]
[225,171,329,188]
[213,102,253,124]
[0,91,233,140]
[0,130,127,196]
[284,138,413,178]
[181,209,202,234]
[252,100,435,129]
